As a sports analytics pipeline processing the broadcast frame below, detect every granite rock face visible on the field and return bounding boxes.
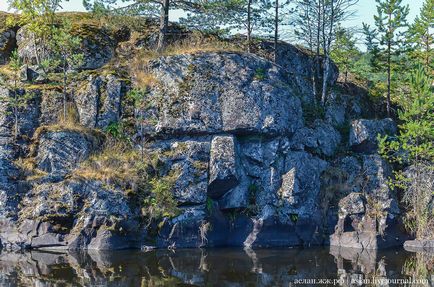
[349,118,397,153]
[0,25,410,251]
[143,52,303,136]
[75,75,127,129]
[34,130,102,175]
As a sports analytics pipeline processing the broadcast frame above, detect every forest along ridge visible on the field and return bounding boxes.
[0,0,432,252]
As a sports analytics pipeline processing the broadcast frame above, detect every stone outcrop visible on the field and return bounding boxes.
[0,15,412,251]
[143,52,303,136]
[0,28,17,65]
[329,155,408,249]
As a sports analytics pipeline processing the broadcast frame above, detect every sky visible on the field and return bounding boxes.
[0,0,425,39]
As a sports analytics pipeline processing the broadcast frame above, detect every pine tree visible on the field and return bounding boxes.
[409,0,434,71]
[295,0,358,104]
[378,66,434,239]
[0,51,31,140]
[365,0,409,117]
[330,26,360,83]
[180,0,274,52]
[50,21,84,122]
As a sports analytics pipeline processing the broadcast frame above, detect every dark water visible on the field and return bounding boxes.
[0,247,433,286]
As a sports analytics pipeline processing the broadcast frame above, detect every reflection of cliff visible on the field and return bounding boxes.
[329,246,411,286]
[0,248,425,286]
[0,249,337,286]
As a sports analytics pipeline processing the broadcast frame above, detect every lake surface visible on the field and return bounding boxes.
[0,247,433,286]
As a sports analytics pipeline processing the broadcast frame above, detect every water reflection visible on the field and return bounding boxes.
[0,247,432,286]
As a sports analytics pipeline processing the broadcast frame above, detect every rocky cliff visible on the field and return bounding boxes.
[0,13,410,250]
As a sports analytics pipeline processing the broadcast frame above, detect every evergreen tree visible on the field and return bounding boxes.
[409,0,434,71]
[379,66,434,239]
[50,21,84,122]
[180,0,274,52]
[294,0,321,99]
[0,51,31,140]
[295,0,358,104]
[330,26,360,83]
[271,0,292,62]
[364,0,409,117]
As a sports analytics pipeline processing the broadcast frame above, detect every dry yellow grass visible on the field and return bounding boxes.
[13,157,48,181]
[72,140,148,193]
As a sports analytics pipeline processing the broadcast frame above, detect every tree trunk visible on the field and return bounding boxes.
[63,57,67,122]
[157,0,170,52]
[315,0,321,98]
[274,0,279,63]
[13,96,18,140]
[386,42,391,117]
[247,0,253,53]
[321,56,330,105]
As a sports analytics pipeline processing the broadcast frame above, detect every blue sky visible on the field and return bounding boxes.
[0,0,424,34]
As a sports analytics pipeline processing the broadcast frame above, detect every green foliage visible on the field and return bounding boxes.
[363,0,410,115]
[254,67,267,81]
[378,66,434,240]
[302,102,325,126]
[7,0,65,69]
[330,26,360,82]
[378,66,434,165]
[206,196,214,213]
[180,0,275,36]
[290,213,298,223]
[142,174,180,222]
[105,121,131,142]
[408,0,434,71]
[0,50,32,139]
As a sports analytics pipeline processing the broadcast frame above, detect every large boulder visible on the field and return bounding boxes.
[142,52,303,136]
[349,118,396,153]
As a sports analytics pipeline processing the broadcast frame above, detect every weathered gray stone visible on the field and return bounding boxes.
[75,75,125,129]
[404,240,434,253]
[290,120,341,156]
[143,52,303,136]
[217,169,250,210]
[148,138,211,204]
[278,151,328,218]
[349,118,397,153]
[208,135,239,199]
[8,179,145,250]
[35,130,102,174]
